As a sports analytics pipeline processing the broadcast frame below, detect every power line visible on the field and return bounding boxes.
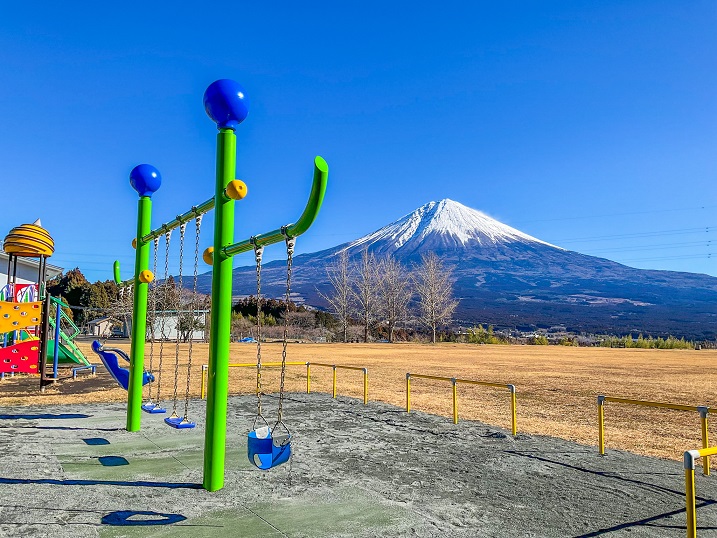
[515,204,717,225]
[548,226,715,245]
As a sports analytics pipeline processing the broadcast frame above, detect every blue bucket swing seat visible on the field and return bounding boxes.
[246,236,296,470]
[247,417,292,470]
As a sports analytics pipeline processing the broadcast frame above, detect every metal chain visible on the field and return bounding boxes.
[183,214,201,420]
[253,241,264,419]
[170,222,187,416]
[144,237,160,403]
[154,230,172,405]
[276,233,296,423]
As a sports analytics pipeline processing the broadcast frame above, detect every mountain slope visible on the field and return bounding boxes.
[195,199,717,339]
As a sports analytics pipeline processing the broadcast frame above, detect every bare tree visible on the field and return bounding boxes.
[353,249,380,343]
[412,252,459,343]
[318,250,354,342]
[377,256,411,343]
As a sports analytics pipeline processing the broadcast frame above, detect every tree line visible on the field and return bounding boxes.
[319,250,459,343]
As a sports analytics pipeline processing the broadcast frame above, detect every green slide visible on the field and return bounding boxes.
[46,307,91,366]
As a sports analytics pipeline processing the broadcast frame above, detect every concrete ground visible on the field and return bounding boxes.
[1,392,716,537]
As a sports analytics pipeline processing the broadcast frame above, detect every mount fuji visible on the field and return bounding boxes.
[195,199,717,338]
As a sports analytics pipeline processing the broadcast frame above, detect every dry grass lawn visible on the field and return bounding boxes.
[2,341,716,468]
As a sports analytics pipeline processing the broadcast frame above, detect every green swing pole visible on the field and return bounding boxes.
[203,127,237,491]
[126,164,162,431]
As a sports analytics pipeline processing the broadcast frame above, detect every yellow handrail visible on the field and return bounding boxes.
[405,373,517,436]
[684,446,717,537]
[200,362,307,399]
[306,362,369,404]
[598,395,711,475]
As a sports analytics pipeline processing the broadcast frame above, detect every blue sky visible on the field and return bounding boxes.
[1,2,715,282]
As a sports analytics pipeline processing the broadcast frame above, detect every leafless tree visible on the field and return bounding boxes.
[318,250,354,342]
[412,252,459,343]
[353,249,380,342]
[377,256,411,343]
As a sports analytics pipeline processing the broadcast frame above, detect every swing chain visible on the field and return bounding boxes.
[144,236,160,403]
[276,232,295,424]
[155,229,173,405]
[253,240,264,420]
[170,222,187,415]
[183,214,202,419]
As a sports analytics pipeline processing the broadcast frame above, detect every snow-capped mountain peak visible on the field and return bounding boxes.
[342,198,560,255]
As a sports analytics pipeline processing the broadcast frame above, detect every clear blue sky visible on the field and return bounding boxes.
[1,2,715,282]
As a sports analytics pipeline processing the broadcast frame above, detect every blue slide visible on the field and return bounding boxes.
[91,340,154,390]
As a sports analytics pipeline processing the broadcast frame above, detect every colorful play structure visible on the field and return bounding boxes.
[0,221,92,386]
[115,79,328,491]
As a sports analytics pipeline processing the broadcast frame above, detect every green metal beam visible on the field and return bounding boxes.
[222,156,328,259]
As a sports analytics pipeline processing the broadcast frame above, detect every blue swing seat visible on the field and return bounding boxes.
[164,414,196,429]
[247,428,292,470]
[141,403,166,414]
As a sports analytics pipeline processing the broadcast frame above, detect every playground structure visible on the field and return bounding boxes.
[598,395,711,475]
[406,372,518,435]
[119,79,328,491]
[0,221,91,386]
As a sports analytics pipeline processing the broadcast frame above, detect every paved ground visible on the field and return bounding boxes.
[0,392,716,537]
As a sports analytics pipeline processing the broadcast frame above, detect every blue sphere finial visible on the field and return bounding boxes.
[130,164,162,198]
[204,79,249,130]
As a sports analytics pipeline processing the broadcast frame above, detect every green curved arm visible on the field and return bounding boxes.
[222,155,328,258]
[114,260,121,285]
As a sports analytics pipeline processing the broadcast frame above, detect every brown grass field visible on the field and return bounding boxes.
[2,341,716,469]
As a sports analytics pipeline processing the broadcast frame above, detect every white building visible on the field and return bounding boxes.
[147,311,209,342]
[0,251,63,301]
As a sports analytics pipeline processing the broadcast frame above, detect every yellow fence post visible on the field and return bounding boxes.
[699,407,710,476]
[684,446,717,537]
[406,373,411,413]
[598,395,605,455]
[201,365,207,400]
[685,450,698,538]
[451,378,458,424]
[508,384,517,436]
[332,365,337,398]
[306,362,311,394]
[363,368,368,405]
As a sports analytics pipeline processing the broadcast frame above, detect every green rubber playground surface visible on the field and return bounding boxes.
[1,393,717,537]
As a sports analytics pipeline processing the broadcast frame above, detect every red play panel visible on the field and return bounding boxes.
[0,340,40,374]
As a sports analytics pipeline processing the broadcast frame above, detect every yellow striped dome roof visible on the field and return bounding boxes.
[3,219,54,258]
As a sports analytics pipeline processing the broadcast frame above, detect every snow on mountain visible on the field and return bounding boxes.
[342,199,561,254]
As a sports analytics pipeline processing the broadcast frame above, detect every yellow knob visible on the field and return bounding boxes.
[132,238,137,249]
[225,180,247,200]
[139,270,154,283]
[203,247,214,265]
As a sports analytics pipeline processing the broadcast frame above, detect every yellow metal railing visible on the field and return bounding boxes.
[405,373,517,435]
[307,362,368,405]
[598,396,711,475]
[684,446,717,537]
[200,362,307,399]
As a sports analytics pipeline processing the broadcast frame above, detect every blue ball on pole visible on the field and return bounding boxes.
[129,164,162,197]
[203,79,249,130]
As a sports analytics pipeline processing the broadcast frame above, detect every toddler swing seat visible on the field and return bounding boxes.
[247,423,291,470]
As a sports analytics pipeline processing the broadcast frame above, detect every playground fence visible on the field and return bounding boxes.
[684,445,717,538]
[406,373,518,435]
[200,362,307,399]
[598,395,711,475]
[307,362,369,405]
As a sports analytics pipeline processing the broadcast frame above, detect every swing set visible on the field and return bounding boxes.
[118,79,328,492]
